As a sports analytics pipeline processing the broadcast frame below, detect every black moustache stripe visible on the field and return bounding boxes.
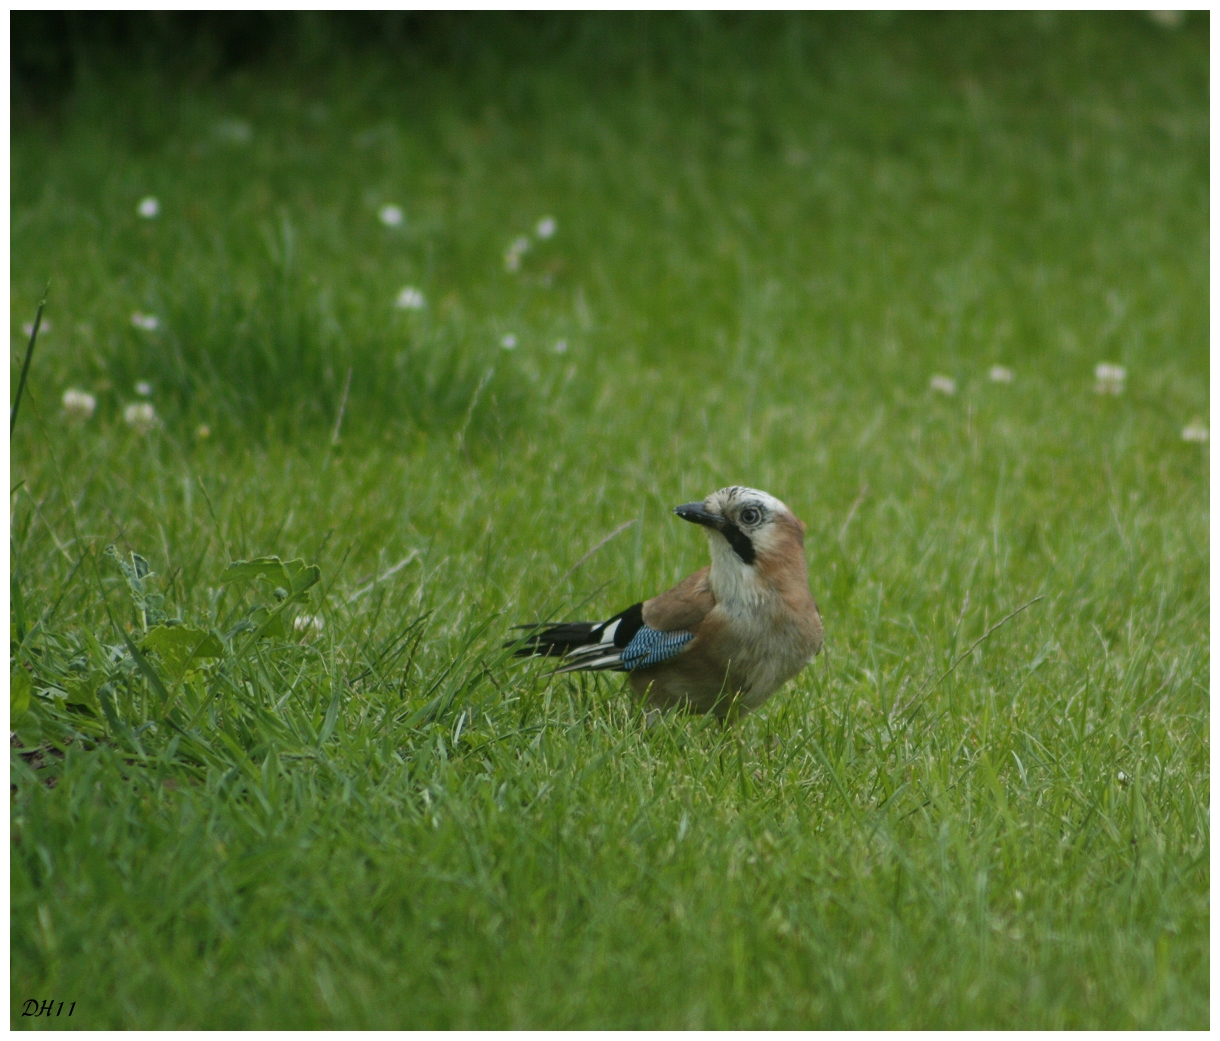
[721,520,756,565]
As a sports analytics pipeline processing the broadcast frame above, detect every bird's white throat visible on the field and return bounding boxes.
[706,533,769,612]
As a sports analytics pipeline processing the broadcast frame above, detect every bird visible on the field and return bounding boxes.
[511,486,823,718]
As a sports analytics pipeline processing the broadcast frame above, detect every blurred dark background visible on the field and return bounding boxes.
[12,11,596,111]
[15,11,1207,120]
[13,11,719,115]
[13,12,440,100]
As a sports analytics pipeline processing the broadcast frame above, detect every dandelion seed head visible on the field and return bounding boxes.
[1181,423,1208,443]
[553,339,568,354]
[123,401,158,434]
[137,196,160,219]
[930,375,957,395]
[500,333,518,350]
[379,204,404,227]
[135,381,153,397]
[395,286,425,310]
[535,216,557,239]
[988,365,1014,384]
[22,320,50,338]
[131,312,160,332]
[61,388,97,422]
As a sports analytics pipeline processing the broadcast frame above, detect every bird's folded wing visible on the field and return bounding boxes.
[641,565,714,631]
[555,623,693,673]
[547,567,715,675]
[619,626,694,669]
[602,565,715,672]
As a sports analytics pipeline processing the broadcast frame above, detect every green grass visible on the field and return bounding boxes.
[10,12,1208,1028]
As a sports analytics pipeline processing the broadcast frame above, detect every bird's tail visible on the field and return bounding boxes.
[508,603,644,674]
[509,621,602,658]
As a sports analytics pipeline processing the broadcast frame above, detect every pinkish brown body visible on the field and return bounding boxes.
[632,489,823,715]
[514,486,824,719]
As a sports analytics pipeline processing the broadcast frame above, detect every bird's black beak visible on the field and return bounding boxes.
[675,499,756,564]
[673,502,722,529]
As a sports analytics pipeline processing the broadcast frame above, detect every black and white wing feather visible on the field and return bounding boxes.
[512,603,692,674]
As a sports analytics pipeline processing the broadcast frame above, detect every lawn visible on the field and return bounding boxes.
[10,12,1209,1028]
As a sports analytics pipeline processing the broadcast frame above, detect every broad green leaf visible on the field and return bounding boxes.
[63,674,102,715]
[142,624,224,683]
[281,558,321,595]
[221,557,290,587]
[245,606,288,640]
[221,556,320,596]
[10,667,31,719]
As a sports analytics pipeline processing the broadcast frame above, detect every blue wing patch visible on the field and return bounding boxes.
[619,626,693,670]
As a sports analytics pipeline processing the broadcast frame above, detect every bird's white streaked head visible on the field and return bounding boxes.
[672,486,804,567]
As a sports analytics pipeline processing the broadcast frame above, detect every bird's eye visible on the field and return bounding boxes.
[740,507,761,526]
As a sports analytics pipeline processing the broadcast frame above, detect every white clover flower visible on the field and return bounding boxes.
[135,381,152,397]
[131,312,160,332]
[1181,423,1208,443]
[294,614,325,636]
[395,286,425,310]
[1147,10,1184,29]
[379,204,404,227]
[553,339,568,354]
[124,401,158,434]
[137,197,160,219]
[535,216,557,240]
[22,319,50,338]
[930,375,957,395]
[1094,362,1126,395]
[500,333,518,350]
[989,365,1014,383]
[61,388,97,422]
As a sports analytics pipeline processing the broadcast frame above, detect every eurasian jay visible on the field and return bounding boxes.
[513,486,823,718]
